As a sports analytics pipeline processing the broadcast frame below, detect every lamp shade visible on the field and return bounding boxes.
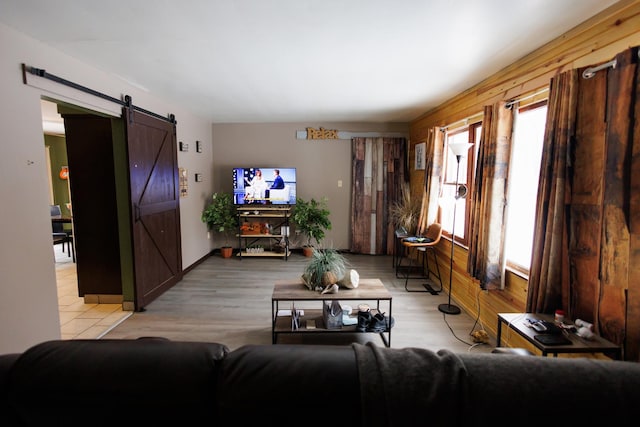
[449,142,474,157]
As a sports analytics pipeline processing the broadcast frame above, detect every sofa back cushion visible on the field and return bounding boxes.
[217,344,360,424]
[3,339,228,426]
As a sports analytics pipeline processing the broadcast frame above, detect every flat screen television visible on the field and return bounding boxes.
[232,167,297,205]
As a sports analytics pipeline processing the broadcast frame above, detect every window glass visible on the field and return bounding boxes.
[504,102,547,272]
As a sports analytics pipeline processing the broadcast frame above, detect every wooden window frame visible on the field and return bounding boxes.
[439,122,480,247]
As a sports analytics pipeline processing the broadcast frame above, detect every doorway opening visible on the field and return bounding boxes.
[41,98,130,338]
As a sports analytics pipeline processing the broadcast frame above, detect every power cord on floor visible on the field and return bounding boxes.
[438,281,490,350]
[440,311,474,346]
[468,284,490,345]
[440,313,490,352]
[467,342,487,352]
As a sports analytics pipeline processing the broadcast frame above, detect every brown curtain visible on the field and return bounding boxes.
[526,70,576,315]
[527,46,640,361]
[417,128,444,234]
[467,102,513,290]
[351,137,407,255]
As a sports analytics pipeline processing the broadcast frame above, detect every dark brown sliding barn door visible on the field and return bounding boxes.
[124,107,182,310]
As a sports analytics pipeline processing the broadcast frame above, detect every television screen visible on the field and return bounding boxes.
[232,167,297,205]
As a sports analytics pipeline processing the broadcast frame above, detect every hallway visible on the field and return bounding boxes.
[55,245,131,339]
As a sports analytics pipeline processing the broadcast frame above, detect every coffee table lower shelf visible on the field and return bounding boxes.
[272,309,390,347]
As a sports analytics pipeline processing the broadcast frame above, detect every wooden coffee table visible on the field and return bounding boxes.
[271,278,393,347]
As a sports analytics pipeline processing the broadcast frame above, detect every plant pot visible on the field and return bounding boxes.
[220,246,233,258]
[302,246,314,257]
[322,271,338,286]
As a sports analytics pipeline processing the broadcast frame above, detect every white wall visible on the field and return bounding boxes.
[0,23,214,353]
[173,114,216,267]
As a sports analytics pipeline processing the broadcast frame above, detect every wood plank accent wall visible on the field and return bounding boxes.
[409,0,640,353]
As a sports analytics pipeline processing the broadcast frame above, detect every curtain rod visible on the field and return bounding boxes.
[505,87,549,108]
[22,64,176,124]
[582,59,617,79]
[441,112,484,132]
[579,49,640,79]
[442,86,549,130]
[582,49,640,79]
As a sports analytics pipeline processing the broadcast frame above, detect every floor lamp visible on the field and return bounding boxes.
[438,142,473,315]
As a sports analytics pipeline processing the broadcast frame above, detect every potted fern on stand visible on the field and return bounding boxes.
[291,197,332,257]
[201,192,237,258]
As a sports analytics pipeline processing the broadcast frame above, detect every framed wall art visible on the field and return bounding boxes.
[179,167,188,197]
[415,142,426,170]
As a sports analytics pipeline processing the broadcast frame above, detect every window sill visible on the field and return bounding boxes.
[505,265,529,281]
[444,235,469,251]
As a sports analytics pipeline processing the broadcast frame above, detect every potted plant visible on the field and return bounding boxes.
[291,197,332,256]
[389,183,421,235]
[201,192,237,258]
[301,248,348,291]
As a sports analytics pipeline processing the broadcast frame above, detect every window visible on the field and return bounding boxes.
[504,101,547,274]
[440,122,481,246]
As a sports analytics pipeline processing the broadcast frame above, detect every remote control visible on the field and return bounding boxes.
[525,318,548,332]
[532,321,548,332]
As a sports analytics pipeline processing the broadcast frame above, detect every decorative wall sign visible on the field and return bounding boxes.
[195,173,203,182]
[415,142,426,170]
[196,140,202,153]
[306,127,339,140]
[295,129,407,141]
[179,141,189,152]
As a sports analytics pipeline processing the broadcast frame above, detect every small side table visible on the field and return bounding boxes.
[496,312,621,358]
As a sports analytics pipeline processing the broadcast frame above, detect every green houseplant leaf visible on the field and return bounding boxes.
[201,192,237,247]
[291,197,332,247]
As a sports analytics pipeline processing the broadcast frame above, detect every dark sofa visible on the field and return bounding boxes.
[1,338,639,426]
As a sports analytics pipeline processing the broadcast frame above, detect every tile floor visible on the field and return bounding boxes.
[55,244,131,339]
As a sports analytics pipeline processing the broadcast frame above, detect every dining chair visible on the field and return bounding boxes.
[51,204,75,262]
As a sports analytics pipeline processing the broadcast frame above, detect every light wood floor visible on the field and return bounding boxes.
[102,251,497,353]
[55,244,131,339]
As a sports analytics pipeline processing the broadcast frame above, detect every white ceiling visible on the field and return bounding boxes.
[1,0,619,124]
